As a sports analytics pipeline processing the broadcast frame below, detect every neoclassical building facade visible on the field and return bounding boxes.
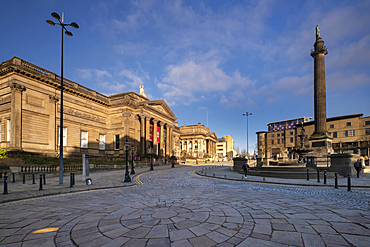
[179,123,217,158]
[0,57,181,157]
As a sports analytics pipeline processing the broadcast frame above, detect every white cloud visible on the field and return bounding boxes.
[99,81,126,94]
[77,69,112,80]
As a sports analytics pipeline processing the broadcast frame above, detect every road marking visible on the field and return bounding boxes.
[32,227,59,234]
[135,174,144,185]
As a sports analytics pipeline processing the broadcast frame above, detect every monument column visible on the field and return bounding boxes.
[310,26,328,137]
[9,82,26,150]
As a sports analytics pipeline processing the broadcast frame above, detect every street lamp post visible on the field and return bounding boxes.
[131,145,135,175]
[172,150,175,168]
[243,112,252,159]
[124,139,131,182]
[47,12,79,185]
[148,145,154,170]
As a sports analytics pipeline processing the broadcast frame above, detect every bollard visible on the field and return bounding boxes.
[307,169,309,181]
[242,176,244,180]
[224,174,227,178]
[323,170,327,185]
[213,173,215,177]
[39,174,43,191]
[72,173,75,186]
[23,173,26,184]
[3,175,8,194]
[70,173,74,188]
[334,172,338,189]
[43,173,46,185]
[347,173,351,191]
[32,173,35,184]
[317,169,320,183]
[12,173,15,183]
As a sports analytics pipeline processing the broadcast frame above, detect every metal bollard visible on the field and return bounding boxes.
[334,172,338,189]
[1,171,2,179]
[323,170,327,185]
[317,169,320,183]
[307,169,309,181]
[347,173,351,191]
[70,173,74,188]
[39,174,43,191]
[32,173,35,184]
[3,175,8,194]
[23,173,26,184]
[12,173,15,183]
[72,173,75,186]
[43,173,46,185]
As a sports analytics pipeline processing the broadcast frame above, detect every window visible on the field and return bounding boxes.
[349,130,355,137]
[277,139,280,144]
[346,122,351,127]
[271,140,274,144]
[57,127,67,146]
[290,137,293,143]
[277,134,280,137]
[99,134,105,150]
[343,130,348,137]
[330,124,334,129]
[366,128,370,135]
[366,121,370,126]
[290,131,293,135]
[259,136,262,139]
[333,132,337,138]
[282,138,285,143]
[282,133,284,137]
[272,134,274,138]
[7,119,10,142]
[114,135,120,150]
[81,131,88,148]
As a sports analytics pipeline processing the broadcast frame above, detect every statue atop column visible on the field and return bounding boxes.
[139,84,147,97]
[316,25,320,40]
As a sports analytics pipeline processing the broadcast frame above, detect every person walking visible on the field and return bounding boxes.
[354,159,362,178]
[241,160,250,178]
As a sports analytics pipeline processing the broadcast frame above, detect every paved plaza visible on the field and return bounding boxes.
[1,163,370,246]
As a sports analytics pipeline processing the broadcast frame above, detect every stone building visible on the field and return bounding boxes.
[179,123,217,159]
[257,114,370,164]
[0,57,181,157]
[216,135,235,159]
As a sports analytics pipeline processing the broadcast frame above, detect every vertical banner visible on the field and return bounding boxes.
[157,126,160,143]
[149,124,153,142]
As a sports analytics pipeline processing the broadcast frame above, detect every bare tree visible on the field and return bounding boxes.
[240,148,247,158]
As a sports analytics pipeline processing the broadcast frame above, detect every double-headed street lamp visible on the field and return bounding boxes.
[131,145,135,175]
[243,112,252,159]
[124,139,131,182]
[47,12,79,185]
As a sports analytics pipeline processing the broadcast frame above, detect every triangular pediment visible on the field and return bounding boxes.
[139,100,177,120]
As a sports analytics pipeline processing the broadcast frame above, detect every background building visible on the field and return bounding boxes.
[0,57,180,157]
[257,114,370,164]
[216,135,235,159]
[179,122,217,159]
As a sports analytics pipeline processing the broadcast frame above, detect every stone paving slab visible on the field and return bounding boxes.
[1,163,370,246]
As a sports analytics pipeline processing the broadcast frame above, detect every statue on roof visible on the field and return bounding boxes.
[316,25,320,40]
[139,84,147,97]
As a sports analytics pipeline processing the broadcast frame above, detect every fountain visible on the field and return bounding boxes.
[291,123,314,163]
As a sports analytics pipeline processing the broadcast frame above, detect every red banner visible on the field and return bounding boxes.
[157,126,160,143]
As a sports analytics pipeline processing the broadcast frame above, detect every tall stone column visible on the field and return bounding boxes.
[159,122,164,156]
[310,37,328,137]
[49,95,59,152]
[139,114,146,154]
[9,82,26,150]
[123,111,131,142]
[145,117,151,152]
[153,119,158,155]
[166,125,171,156]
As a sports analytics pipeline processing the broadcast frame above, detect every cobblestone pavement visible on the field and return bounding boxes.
[1,166,370,247]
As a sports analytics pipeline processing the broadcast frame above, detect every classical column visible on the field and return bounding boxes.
[139,114,146,154]
[153,119,158,155]
[145,116,151,152]
[49,95,59,152]
[166,125,171,156]
[9,82,26,150]
[159,122,164,157]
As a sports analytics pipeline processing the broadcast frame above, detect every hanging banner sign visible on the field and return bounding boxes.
[163,129,167,145]
[149,124,153,142]
[157,126,160,143]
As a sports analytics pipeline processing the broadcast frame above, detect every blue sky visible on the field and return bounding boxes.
[1,0,369,155]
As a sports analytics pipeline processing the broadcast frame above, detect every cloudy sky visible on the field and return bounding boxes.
[1,0,369,154]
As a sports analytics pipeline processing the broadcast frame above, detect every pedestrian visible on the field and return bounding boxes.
[241,160,250,178]
[354,159,362,178]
